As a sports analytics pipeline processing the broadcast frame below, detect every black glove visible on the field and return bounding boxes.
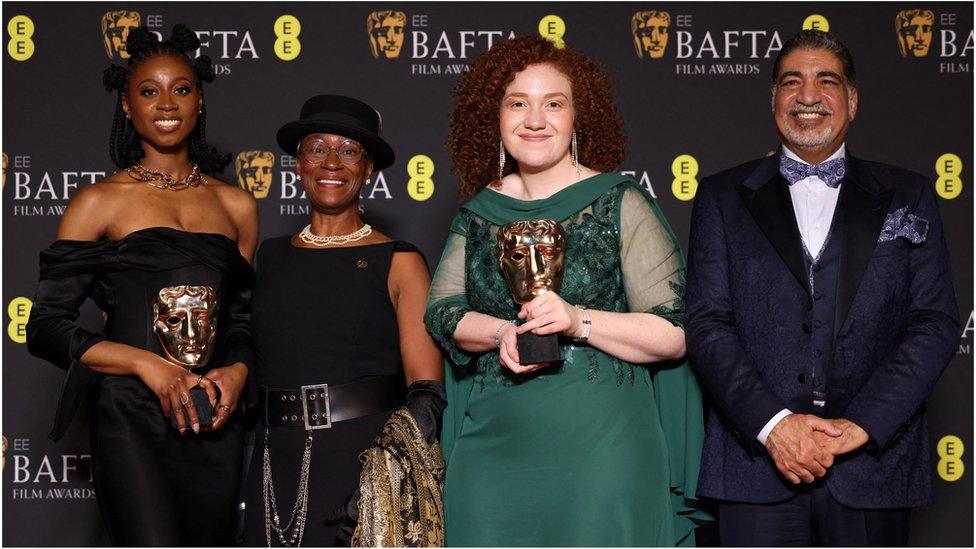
[324,488,360,547]
[405,380,447,443]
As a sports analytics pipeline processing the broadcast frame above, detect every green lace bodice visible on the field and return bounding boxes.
[425,177,686,387]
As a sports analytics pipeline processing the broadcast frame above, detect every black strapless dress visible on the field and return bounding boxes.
[241,237,422,546]
[26,227,254,546]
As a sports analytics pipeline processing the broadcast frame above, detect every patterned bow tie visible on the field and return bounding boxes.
[779,155,847,188]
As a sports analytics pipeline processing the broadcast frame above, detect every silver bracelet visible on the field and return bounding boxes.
[573,305,591,343]
[494,319,517,348]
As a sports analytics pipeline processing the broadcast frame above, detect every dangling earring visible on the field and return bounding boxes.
[498,139,506,182]
[296,174,302,182]
[571,131,581,180]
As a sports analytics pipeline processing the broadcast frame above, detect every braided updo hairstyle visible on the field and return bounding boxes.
[103,24,230,174]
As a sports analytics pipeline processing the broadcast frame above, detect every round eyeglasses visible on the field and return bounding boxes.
[298,139,365,167]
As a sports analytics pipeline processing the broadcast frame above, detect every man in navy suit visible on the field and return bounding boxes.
[685,30,959,546]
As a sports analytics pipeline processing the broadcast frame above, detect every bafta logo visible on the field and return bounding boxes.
[2,152,7,189]
[235,151,275,199]
[896,9,935,58]
[632,11,670,59]
[367,10,406,59]
[101,10,141,59]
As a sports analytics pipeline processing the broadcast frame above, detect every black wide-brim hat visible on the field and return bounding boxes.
[276,94,395,171]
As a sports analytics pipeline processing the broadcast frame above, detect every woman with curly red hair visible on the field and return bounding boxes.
[425,36,709,545]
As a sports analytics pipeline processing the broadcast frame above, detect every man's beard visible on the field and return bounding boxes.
[785,104,834,150]
[785,124,833,150]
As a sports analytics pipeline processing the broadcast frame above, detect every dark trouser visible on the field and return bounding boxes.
[718,482,911,547]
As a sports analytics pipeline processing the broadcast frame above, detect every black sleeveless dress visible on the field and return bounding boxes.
[242,237,422,546]
[26,227,254,546]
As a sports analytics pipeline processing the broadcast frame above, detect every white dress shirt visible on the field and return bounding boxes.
[756,143,846,446]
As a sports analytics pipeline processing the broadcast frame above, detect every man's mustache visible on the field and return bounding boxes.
[788,105,833,115]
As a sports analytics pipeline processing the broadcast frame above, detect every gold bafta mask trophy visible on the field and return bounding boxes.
[498,220,567,364]
[153,285,220,426]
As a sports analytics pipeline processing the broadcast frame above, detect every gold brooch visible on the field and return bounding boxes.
[356,258,368,269]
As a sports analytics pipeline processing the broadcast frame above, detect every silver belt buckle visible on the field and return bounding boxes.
[301,383,331,430]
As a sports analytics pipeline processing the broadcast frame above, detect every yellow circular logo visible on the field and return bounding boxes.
[539,15,566,49]
[671,154,699,201]
[407,154,435,201]
[935,153,963,200]
[7,15,35,61]
[274,15,301,61]
[936,435,965,482]
[802,14,830,32]
[7,297,32,344]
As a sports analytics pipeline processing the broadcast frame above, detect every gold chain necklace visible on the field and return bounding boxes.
[126,163,203,191]
[298,224,372,247]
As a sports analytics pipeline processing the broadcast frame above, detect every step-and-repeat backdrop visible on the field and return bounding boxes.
[2,2,972,546]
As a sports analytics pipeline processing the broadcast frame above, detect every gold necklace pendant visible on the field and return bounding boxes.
[126,163,203,190]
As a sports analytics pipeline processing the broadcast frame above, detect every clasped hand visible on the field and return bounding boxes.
[765,414,869,484]
[497,292,582,374]
[139,355,247,434]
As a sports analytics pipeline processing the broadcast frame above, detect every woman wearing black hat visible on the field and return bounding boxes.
[241,95,445,547]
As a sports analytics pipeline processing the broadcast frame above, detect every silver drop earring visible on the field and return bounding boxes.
[571,131,581,180]
[498,139,506,182]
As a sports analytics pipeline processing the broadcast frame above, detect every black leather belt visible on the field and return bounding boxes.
[263,376,403,430]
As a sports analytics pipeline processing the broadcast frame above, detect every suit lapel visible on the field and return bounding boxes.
[737,155,810,293]
[834,154,894,338]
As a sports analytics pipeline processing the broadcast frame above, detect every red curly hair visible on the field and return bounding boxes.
[449,36,626,200]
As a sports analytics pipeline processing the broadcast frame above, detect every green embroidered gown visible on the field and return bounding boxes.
[424,174,709,546]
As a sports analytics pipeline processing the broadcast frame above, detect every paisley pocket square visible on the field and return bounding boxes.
[878,206,928,244]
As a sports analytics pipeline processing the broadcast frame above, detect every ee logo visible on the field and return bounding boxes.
[802,14,830,32]
[539,15,566,49]
[7,297,32,344]
[936,435,964,482]
[671,154,699,201]
[274,15,301,61]
[7,15,35,61]
[407,155,435,201]
[935,153,963,200]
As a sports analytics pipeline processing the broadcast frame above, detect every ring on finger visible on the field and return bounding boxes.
[219,404,232,412]
[194,374,204,387]
[180,392,190,406]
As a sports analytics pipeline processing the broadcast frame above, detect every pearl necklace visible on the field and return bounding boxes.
[298,224,372,247]
[126,163,203,190]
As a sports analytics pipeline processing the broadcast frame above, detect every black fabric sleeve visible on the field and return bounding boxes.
[26,256,106,371]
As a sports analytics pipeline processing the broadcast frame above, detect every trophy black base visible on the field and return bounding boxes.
[517,332,563,364]
[169,386,216,429]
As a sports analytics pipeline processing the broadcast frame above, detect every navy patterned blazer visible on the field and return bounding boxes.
[685,151,959,508]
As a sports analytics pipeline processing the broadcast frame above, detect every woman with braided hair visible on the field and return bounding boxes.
[26,24,257,545]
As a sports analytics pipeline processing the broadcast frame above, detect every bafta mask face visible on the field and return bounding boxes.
[236,151,275,198]
[101,11,140,59]
[896,10,934,58]
[367,11,406,59]
[498,220,567,304]
[632,11,670,59]
[153,285,219,369]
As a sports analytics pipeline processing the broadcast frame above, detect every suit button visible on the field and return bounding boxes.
[812,349,822,358]
[812,263,821,272]
[802,323,811,334]
[798,373,806,384]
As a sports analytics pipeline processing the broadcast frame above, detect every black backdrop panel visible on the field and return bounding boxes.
[2,2,972,546]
